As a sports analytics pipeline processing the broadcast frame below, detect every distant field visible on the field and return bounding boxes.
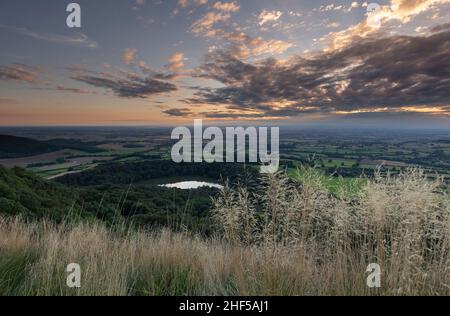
[0,136,169,179]
[287,167,367,197]
[0,149,80,168]
[322,158,356,168]
[1,128,449,184]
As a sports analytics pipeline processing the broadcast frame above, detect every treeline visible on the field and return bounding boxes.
[45,138,105,153]
[57,159,259,187]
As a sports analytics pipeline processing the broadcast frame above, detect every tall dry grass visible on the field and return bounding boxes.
[212,167,450,295]
[0,167,449,295]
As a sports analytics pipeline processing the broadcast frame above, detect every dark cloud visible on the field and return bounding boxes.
[70,69,177,98]
[55,85,95,94]
[0,25,98,48]
[31,84,96,95]
[177,25,450,118]
[0,63,40,83]
[431,23,450,33]
[163,107,193,117]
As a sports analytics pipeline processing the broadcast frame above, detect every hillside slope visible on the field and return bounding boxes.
[0,135,58,158]
[0,165,216,232]
[0,134,105,159]
[0,166,80,219]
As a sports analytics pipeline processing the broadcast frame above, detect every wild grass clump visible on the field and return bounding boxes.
[0,167,448,295]
[211,167,450,295]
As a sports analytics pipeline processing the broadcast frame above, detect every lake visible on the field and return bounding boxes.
[159,181,223,190]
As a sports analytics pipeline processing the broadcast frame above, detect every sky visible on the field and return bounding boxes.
[0,0,449,127]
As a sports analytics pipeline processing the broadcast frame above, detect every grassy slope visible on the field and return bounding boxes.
[0,166,81,219]
[0,168,449,296]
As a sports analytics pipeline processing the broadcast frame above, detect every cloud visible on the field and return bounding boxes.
[235,37,293,58]
[388,0,450,23]
[190,1,243,37]
[138,61,152,73]
[0,25,98,48]
[167,52,185,72]
[122,48,138,65]
[258,10,283,26]
[177,0,208,8]
[326,22,341,28]
[319,3,344,12]
[207,30,293,59]
[70,68,177,98]
[191,11,232,37]
[163,107,194,117]
[194,26,292,59]
[431,23,450,33]
[0,63,41,83]
[317,1,359,13]
[323,0,450,51]
[189,2,291,59]
[138,52,187,80]
[351,1,360,9]
[32,85,97,94]
[173,0,208,14]
[55,85,95,94]
[182,26,450,119]
[212,1,240,12]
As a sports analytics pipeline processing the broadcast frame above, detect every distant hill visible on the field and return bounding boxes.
[0,135,58,158]
[0,135,105,159]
